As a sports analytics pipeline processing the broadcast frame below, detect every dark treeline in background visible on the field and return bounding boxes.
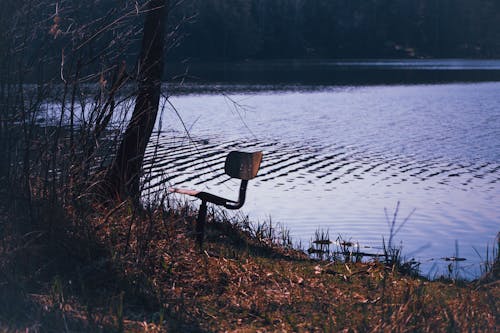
[169,0,500,61]
[2,0,500,85]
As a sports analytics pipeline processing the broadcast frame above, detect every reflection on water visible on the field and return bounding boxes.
[324,59,500,70]
[144,80,500,279]
[166,59,500,85]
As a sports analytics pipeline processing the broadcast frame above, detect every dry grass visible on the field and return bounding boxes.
[2,2,495,330]
[0,194,498,332]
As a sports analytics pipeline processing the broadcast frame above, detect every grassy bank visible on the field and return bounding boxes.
[1,192,498,332]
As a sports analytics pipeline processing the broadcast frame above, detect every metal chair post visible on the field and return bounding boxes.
[196,200,207,248]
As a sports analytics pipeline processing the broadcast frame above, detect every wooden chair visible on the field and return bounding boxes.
[169,151,263,247]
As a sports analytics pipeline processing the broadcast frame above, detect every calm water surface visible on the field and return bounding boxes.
[144,63,500,278]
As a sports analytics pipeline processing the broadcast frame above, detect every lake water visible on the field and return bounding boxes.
[144,60,500,279]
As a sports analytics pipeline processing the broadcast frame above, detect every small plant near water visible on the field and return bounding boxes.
[335,234,363,263]
[474,231,500,282]
[381,201,420,276]
[245,216,294,248]
[306,202,420,277]
[308,228,366,263]
[308,228,331,260]
[381,236,420,276]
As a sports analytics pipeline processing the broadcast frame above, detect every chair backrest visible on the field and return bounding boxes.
[224,151,263,180]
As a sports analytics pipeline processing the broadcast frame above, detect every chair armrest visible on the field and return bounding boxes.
[169,188,200,196]
[169,188,235,207]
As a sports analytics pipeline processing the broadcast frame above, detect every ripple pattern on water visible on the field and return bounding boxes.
[143,135,499,194]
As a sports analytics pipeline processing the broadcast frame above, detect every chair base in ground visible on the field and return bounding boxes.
[169,151,262,247]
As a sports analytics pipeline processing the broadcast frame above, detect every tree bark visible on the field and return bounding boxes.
[104,0,168,202]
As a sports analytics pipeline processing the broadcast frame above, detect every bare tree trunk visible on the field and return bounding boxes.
[104,0,168,202]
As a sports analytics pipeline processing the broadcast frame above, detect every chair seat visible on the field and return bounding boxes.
[169,188,200,196]
[169,188,236,206]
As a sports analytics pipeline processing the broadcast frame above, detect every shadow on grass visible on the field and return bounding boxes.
[204,218,308,263]
[0,197,206,332]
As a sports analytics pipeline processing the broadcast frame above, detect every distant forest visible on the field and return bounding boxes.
[168,0,500,60]
[2,0,500,85]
